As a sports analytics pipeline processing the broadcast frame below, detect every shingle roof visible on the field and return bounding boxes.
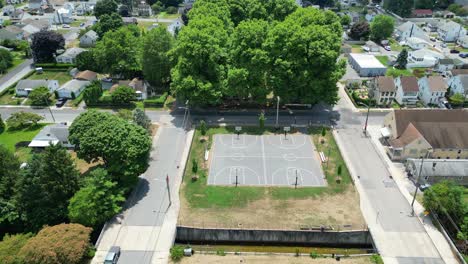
[427,76,447,92]
[59,80,89,92]
[451,69,468,76]
[390,123,422,148]
[376,76,396,92]
[75,70,97,81]
[81,30,98,40]
[458,75,468,88]
[439,20,462,31]
[397,21,417,32]
[57,47,85,59]
[438,58,454,65]
[400,76,419,92]
[16,79,52,90]
[28,124,70,147]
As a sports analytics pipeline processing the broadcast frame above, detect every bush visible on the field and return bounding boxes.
[199,120,207,136]
[28,86,51,106]
[111,85,135,105]
[6,111,44,130]
[0,115,5,133]
[192,159,198,173]
[216,249,226,256]
[143,92,168,107]
[370,254,384,264]
[166,6,178,14]
[310,252,319,258]
[34,63,74,69]
[0,233,34,264]
[170,245,184,261]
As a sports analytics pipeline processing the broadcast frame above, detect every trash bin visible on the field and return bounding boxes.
[183,248,193,256]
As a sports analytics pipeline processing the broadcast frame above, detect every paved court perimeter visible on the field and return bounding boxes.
[208,134,326,187]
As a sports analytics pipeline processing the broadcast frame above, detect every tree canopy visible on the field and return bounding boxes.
[6,111,43,130]
[349,21,370,40]
[30,30,65,63]
[94,0,118,18]
[0,233,33,264]
[142,27,173,91]
[94,13,123,38]
[111,85,135,105]
[82,80,103,105]
[395,49,408,69]
[370,15,394,42]
[0,49,13,74]
[28,86,51,106]
[384,0,413,18]
[0,145,20,227]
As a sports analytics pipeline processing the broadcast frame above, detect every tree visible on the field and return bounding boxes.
[227,0,267,25]
[142,27,173,90]
[94,0,118,18]
[321,127,326,137]
[199,120,207,136]
[384,0,413,17]
[133,108,151,132]
[423,181,465,221]
[0,145,20,226]
[30,30,65,63]
[309,0,335,7]
[82,81,103,105]
[0,114,5,133]
[0,233,33,264]
[28,86,51,106]
[14,144,80,231]
[264,8,345,105]
[449,93,465,107]
[18,224,92,264]
[395,49,408,69]
[340,15,351,26]
[0,49,13,74]
[261,0,298,21]
[349,21,370,40]
[112,85,135,105]
[259,112,265,128]
[6,111,44,130]
[68,169,125,227]
[192,159,198,173]
[75,50,97,71]
[370,15,394,42]
[118,4,130,16]
[227,19,270,103]
[94,27,141,78]
[94,13,123,38]
[69,111,152,186]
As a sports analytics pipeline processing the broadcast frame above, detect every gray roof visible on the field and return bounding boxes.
[397,21,417,32]
[57,47,85,59]
[439,58,454,65]
[459,75,468,88]
[407,159,468,178]
[59,79,89,92]
[0,29,18,40]
[81,30,98,40]
[16,79,53,90]
[28,124,70,147]
[439,21,462,32]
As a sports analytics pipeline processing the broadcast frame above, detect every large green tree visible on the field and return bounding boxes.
[82,80,103,105]
[69,111,151,186]
[423,181,465,221]
[28,86,51,106]
[75,50,98,72]
[94,0,118,18]
[260,0,297,21]
[349,21,370,40]
[30,30,65,63]
[384,0,413,17]
[18,224,92,264]
[264,8,345,104]
[0,145,20,227]
[188,0,233,29]
[14,144,80,231]
[395,48,408,69]
[227,19,270,103]
[227,0,267,25]
[68,168,125,227]
[94,13,123,38]
[6,111,43,130]
[133,108,152,132]
[142,27,173,91]
[0,49,13,74]
[111,85,135,105]
[370,15,394,42]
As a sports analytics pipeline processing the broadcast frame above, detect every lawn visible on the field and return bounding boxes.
[0,124,46,162]
[0,51,26,79]
[69,19,86,27]
[389,38,403,52]
[157,12,180,19]
[386,67,412,77]
[29,70,72,85]
[376,55,389,66]
[351,44,364,53]
[178,126,364,229]
[0,87,22,105]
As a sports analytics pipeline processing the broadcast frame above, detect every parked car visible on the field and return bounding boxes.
[430,37,436,42]
[450,49,460,54]
[80,23,85,27]
[459,53,468,58]
[441,43,447,48]
[104,246,120,264]
[383,45,391,51]
[62,24,70,28]
[419,183,431,191]
[55,98,67,108]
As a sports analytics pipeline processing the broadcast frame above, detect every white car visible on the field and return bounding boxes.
[384,45,391,51]
[62,24,70,28]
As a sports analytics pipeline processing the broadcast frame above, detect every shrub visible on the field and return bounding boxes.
[259,112,265,129]
[6,111,44,130]
[166,6,178,14]
[0,233,34,264]
[199,120,207,136]
[216,249,226,256]
[34,63,74,69]
[192,159,198,173]
[111,85,135,105]
[0,115,5,133]
[28,86,51,105]
[170,245,184,261]
[370,254,384,264]
[143,92,168,107]
[310,251,319,258]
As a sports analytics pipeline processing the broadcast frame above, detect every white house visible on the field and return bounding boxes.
[167,18,183,36]
[53,7,74,24]
[395,76,420,106]
[406,37,430,50]
[15,79,59,97]
[28,123,74,148]
[435,58,455,72]
[418,76,448,106]
[437,21,466,42]
[447,74,468,98]
[408,48,444,68]
[79,30,98,47]
[395,21,428,41]
[56,47,86,64]
[457,35,468,48]
[75,3,94,15]
[56,79,89,98]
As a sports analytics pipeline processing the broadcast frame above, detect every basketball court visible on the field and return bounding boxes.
[207,134,327,187]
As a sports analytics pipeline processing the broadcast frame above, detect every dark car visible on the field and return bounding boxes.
[450,49,460,54]
[104,246,120,264]
[459,53,468,58]
[55,98,67,108]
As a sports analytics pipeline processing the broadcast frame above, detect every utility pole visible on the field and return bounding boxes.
[275,96,280,129]
[45,97,56,123]
[294,170,298,189]
[166,174,172,206]
[411,149,431,216]
[363,102,371,135]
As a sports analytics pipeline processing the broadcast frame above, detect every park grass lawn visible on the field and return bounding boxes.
[376,55,389,66]
[29,70,72,85]
[179,126,363,229]
[386,67,412,77]
[0,124,46,162]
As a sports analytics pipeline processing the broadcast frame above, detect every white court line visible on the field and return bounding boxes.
[286,167,304,186]
[267,135,306,150]
[281,134,296,145]
[260,136,268,185]
[214,155,315,159]
[231,134,245,146]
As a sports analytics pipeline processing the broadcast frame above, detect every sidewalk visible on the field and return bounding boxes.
[366,125,460,264]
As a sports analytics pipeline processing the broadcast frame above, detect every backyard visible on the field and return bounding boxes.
[29,70,72,85]
[0,124,46,162]
[178,126,365,230]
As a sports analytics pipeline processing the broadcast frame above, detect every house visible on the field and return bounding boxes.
[437,21,466,42]
[457,35,468,48]
[53,7,73,24]
[79,30,98,47]
[412,9,432,18]
[406,37,430,50]
[28,123,74,148]
[0,29,21,41]
[425,21,438,32]
[442,11,455,19]
[20,19,51,38]
[348,53,387,77]
[408,48,444,68]
[56,79,89,98]
[395,21,427,41]
[4,25,24,40]
[447,74,468,98]
[136,1,152,16]
[369,76,397,106]
[382,109,468,160]
[364,40,380,52]
[2,5,15,16]
[167,18,183,36]
[9,9,23,22]
[110,78,147,100]
[74,70,97,81]
[15,79,59,97]
[406,159,468,186]
[29,0,44,10]
[435,58,455,72]
[75,3,94,15]
[418,76,448,106]
[56,48,86,64]
[395,76,419,106]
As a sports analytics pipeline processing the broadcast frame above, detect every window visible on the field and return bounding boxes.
[380,98,384,103]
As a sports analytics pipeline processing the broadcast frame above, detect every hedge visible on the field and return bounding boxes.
[143,92,168,107]
[34,63,75,69]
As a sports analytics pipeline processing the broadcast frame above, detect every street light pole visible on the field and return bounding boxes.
[411,149,431,216]
[275,96,280,129]
[363,101,371,135]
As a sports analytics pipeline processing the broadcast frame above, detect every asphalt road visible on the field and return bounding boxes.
[0,59,34,94]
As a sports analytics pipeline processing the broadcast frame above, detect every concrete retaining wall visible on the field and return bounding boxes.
[176,226,374,248]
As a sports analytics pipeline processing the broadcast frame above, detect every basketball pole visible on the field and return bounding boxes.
[235,168,238,187]
[295,170,298,189]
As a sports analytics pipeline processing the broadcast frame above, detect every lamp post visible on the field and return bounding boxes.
[411,148,432,216]
[275,96,280,129]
